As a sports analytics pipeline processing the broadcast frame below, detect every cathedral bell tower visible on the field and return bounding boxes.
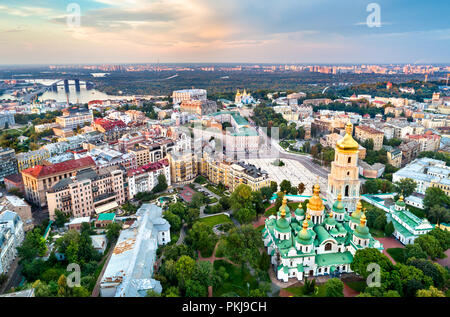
[327,122,360,214]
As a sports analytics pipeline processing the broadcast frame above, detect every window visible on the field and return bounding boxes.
[345,185,349,197]
[325,243,332,251]
[348,157,351,164]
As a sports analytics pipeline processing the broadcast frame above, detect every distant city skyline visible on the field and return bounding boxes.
[0,0,449,64]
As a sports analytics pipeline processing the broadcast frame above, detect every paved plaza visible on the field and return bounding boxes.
[243,158,328,195]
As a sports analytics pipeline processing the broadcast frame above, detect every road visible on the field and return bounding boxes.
[254,127,329,179]
[0,258,23,294]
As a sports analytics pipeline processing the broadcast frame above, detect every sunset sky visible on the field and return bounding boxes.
[0,0,449,64]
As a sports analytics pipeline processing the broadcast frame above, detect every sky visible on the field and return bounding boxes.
[0,0,449,64]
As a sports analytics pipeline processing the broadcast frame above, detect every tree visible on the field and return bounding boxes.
[230,184,252,211]
[234,207,256,224]
[152,173,168,193]
[351,248,393,279]
[189,193,205,209]
[416,286,445,297]
[394,178,417,198]
[223,225,264,268]
[297,183,306,195]
[280,180,292,193]
[105,222,122,242]
[18,228,48,261]
[185,279,207,297]
[260,187,274,202]
[325,278,344,297]
[186,222,217,256]
[428,228,450,251]
[384,221,395,237]
[428,205,450,224]
[57,274,68,297]
[219,196,231,210]
[415,234,444,259]
[163,210,182,232]
[146,289,162,297]
[364,179,379,194]
[175,255,196,283]
[404,243,427,261]
[423,187,450,211]
[270,181,278,193]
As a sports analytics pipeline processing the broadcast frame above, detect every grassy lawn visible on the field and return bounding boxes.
[284,283,327,297]
[387,248,406,263]
[197,214,232,228]
[213,260,259,297]
[345,280,366,293]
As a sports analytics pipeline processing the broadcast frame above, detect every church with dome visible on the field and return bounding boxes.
[262,122,384,282]
[234,89,255,106]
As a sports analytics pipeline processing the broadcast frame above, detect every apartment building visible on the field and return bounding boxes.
[399,140,420,167]
[21,156,96,207]
[127,159,171,199]
[56,107,93,129]
[172,89,207,104]
[200,153,270,192]
[16,149,51,172]
[118,132,145,153]
[0,211,24,275]
[92,118,127,142]
[406,131,441,152]
[355,125,384,151]
[180,99,217,116]
[387,148,403,168]
[167,152,199,184]
[46,166,126,220]
[0,148,18,182]
[0,195,33,231]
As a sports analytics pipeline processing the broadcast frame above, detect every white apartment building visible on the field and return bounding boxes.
[0,211,25,275]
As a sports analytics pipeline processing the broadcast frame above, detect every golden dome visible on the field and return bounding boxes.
[307,184,324,212]
[336,122,359,153]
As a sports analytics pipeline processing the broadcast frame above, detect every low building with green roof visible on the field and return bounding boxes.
[390,196,433,244]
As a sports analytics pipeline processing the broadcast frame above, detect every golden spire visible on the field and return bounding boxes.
[360,210,367,227]
[302,218,309,232]
[282,190,288,204]
[307,183,323,211]
[337,193,342,201]
[352,201,363,218]
[329,210,334,218]
[280,206,286,218]
[306,212,311,221]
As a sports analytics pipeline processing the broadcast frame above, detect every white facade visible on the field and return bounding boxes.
[0,211,25,275]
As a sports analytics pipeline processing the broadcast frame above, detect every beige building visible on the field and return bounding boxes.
[200,153,270,192]
[327,122,361,214]
[56,107,93,129]
[46,166,126,220]
[0,195,33,231]
[387,148,403,168]
[128,146,151,167]
[355,125,384,151]
[21,157,96,207]
[167,152,199,184]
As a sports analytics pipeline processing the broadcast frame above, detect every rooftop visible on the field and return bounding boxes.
[21,156,96,179]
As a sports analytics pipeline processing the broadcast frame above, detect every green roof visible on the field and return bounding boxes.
[97,213,116,222]
[315,251,353,267]
[354,225,370,239]
[314,225,333,244]
[275,217,291,233]
[294,208,305,216]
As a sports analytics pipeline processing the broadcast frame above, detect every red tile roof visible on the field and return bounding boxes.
[21,156,96,178]
[93,118,126,131]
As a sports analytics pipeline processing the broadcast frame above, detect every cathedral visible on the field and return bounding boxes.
[262,122,384,282]
[234,89,255,106]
